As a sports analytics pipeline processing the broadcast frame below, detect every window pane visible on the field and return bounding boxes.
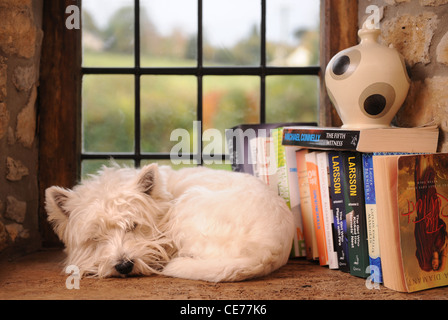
[82,0,134,67]
[203,76,259,156]
[141,159,197,170]
[203,0,261,66]
[140,76,197,153]
[140,0,197,67]
[82,75,135,152]
[267,0,320,66]
[203,163,232,171]
[266,75,318,123]
[81,159,135,179]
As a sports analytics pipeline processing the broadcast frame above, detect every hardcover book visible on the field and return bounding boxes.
[374,153,448,292]
[281,125,439,153]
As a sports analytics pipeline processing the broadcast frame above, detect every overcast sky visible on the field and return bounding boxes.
[82,0,319,47]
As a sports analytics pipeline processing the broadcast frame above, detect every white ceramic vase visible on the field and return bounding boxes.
[325,23,410,129]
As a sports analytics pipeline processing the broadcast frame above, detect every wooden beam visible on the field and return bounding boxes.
[320,0,358,127]
[38,0,81,247]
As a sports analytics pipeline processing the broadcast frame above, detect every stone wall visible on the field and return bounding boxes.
[358,0,448,151]
[0,0,43,257]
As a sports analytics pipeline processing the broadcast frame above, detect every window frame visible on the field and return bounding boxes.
[80,0,321,168]
[38,0,358,247]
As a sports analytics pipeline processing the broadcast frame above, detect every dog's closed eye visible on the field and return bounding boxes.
[89,235,102,243]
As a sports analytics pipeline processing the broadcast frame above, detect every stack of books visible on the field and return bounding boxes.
[228,123,448,293]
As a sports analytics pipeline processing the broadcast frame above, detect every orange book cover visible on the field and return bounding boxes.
[296,149,318,260]
[305,152,328,266]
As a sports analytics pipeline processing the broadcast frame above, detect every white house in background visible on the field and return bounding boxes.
[83,31,104,52]
[269,45,311,66]
[285,46,311,66]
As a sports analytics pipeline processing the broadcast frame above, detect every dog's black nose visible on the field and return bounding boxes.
[115,260,134,275]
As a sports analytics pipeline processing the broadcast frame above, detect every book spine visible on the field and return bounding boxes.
[305,152,328,266]
[286,147,307,258]
[362,153,383,284]
[327,151,350,272]
[316,152,339,269]
[296,149,319,260]
[249,136,277,190]
[225,128,254,174]
[273,129,306,258]
[341,152,370,278]
[282,127,361,151]
[272,128,290,205]
[248,137,260,178]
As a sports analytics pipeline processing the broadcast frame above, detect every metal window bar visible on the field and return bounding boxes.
[80,0,320,167]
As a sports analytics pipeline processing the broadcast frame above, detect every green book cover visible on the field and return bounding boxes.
[273,128,306,258]
[342,152,370,278]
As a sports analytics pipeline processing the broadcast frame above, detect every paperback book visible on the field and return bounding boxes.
[281,125,439,153]
[296,149,319,261]
[305,152,329,266]
[227,122,316,174]
[327,151,350,272]
[373,153,448,292]
[341,152,370,278]
[272,128,306,258]
[316,152,338,269]
[362,153,383,283]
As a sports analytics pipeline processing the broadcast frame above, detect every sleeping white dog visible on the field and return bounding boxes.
[45,164,294,282]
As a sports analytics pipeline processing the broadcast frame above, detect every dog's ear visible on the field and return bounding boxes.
[137,163,159,196]
[45,186,72,239]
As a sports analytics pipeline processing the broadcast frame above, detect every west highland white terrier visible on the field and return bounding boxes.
[46,164,294,282]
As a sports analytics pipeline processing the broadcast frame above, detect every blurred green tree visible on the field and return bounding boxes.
[103,6,135,54]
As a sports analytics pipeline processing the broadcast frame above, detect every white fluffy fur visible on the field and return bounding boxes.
[46,164,294,282]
